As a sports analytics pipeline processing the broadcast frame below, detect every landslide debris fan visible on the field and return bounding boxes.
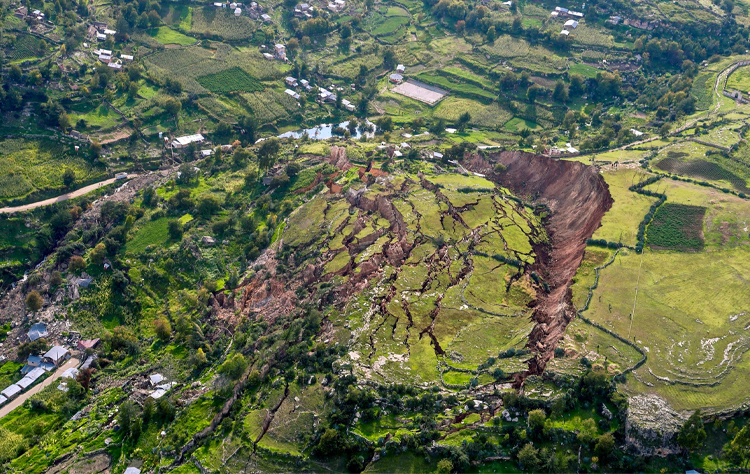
[277,172,549,386]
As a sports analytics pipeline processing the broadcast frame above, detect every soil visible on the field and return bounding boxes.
[463,151,613,384]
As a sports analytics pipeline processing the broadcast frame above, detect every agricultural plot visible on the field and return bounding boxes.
[653,143,750,193]
[238,90,298,125]
[432,97,512,128]
[645,203,706,251]
[391,79,447,105]
[4,34,43,62]
[188,7,257,40]
[415,72,495,101]
[196,67,263,94]
[583,179,750,412]
[727,65,750,92]
[285,175,546,386]
[0,138,102,201]
[691,71,716,110]
[146,26,196,45]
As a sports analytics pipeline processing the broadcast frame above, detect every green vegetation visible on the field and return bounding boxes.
[646,203,706,251]
[146,26,197,45]
[196,67,264,94]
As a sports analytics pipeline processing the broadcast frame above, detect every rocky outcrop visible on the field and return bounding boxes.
[625,394,687,456]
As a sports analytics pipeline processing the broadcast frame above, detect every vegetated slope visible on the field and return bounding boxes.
[464,151,613,381]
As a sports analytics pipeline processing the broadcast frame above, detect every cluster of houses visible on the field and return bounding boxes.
[545,143,579,157]
[262,43,287,61]
[551,6,583,36]
[147,373,175,399]
[14,6,47,23]
[86,21,116,42]
[388,64,406,84]
[212,1,269,21]
[91,48,132,70]
[0,336,73,405]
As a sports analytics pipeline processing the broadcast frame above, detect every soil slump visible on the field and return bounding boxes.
[464,151,613,383]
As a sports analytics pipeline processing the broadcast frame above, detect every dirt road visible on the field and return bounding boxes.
[0,176,133,214]
[0,357,80,419]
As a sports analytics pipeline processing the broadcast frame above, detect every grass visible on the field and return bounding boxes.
[569,62,603,79]
[146,26,197,45]
[726,65,750,91]
[646,203,706,251]
[196,67,264,94]
[125,217,171,254]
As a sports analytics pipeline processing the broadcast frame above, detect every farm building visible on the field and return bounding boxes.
[284,89,301,100]
[61,367,80,379]
[150,373,165,386]
[28,323,48,342]
[285,77,298,87]
[234,7,242,16]
[103,28,116,35]
[396,64,405,73]
[124,468,141,474]
[274,44,287,60]
[261,13,272,22]
[108,62,122,70]
[172,134,205,149]
[389,73,404,84]
[96,33,106,41]
[569,10,583,17]
[0,395,7,406]
[263,52,274,60]
[300,79,312,91]
[77,338,100,351]
[432,151,443,159]
[121,54,133,61]
[560,29,570,36]
[564,19,578,28]
[43,346,70,366]
[1,384,22,400]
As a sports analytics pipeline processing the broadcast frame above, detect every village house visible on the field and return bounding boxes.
[121,54,134,61]
[300,79,312,91]
[284,88,301,100]
[261,13,272,22]
[389,73,403,84]
[285,76,298,87]
[317,87,337,103]
[564,19,578,29]
[77,338,100,351]
[14,6,27,18]
[341,99,355,112]
[327,0,345,11]
[43,346,70,367]
[234,7,242,16]
[396,64,405,73]
[171,134,205,149]
[263,52,274,60]
[274,44,287,60]
[560,29,570,36]
[108,62,122,70]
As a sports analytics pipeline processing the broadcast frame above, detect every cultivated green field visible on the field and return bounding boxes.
[146,26,197,45]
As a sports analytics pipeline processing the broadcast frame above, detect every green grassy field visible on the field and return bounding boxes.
[196,67,264,94]
[146,26,197,45]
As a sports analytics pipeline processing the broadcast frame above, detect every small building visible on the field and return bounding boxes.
[389,73,403,84]
[263,52,274,60]
[234,7,242,16]
[261,13,272,22]
[300,79,311,90]
[550,11,559,17]
[26,355,42,368]
[150,373,165,386]
[171,134,205,149]
[200,149,214,157]
[1,384,22,400]
[80,355,97,371]
[284,89,301,100]
[569,10,583,18]
[396,64,405,73]
[28,323,48,342]
[99,54,112,63]
[121,54,134,61]
[341,99,355,112]
[401,142,411,149]
[16,376,36,390]
[432,151,443,159]
[285,77,298,87]
[630,128,644,137]
[61,367,80,379]
[115,173,128,180]
[77,338,100,351]
[43,346,70,367]
[103,28,116,35]
[0,395,7,406]
[564,19,578,28]
[99,49,113,56]
[560,29,570,36]
[124,468,141,474]
[96,33,107,41]
[108,62,122,70]
[214,2,225,7]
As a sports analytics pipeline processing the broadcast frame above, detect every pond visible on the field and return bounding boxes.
[278,120,375,140]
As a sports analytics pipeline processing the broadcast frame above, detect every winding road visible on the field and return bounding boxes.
[0,176,134,214]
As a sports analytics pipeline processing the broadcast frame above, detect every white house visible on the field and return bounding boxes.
[234,7,242,16]
[103,28,116,35]
[172,134,205,149]
[560,29,570,36]
[285,77,298,87]
[284,89,301,100]
[96,33,106,41]
[261,13,272,22]
[121,54,134,61]
[564,19,578,28]
[341,99,355,112]
[396,64,405,73]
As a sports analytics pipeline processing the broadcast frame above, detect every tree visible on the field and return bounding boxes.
[595,432,615,461]
[659,123,671,138]
[436,459,453,473]
[218,353,247,380]
[118,401,140,437]
[526,84,541,103]
[197,195,221,218]
[167,219,183,240]
[517,443,540,471]
[527,409,546,433]
[457,111,471,132]
[569,74,586,96]
[258,138,280,172]
[154,319,172,341]
[63,168,76,188]
[26,290,43,313]
[429,118,446,135]
[552,80,568,102]
[90,243,107,265]
[383,48,396,69]
[69,255,86,273]
[375,116,393,133]
[677,410,707,454]
[486,25,496,42]
[164,98,182,122]
[727,425,750,468]
[50,271,63,287]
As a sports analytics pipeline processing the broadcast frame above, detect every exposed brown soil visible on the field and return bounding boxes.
[463,151,613,384]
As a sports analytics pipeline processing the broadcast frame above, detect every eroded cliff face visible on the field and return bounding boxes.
[465,151,613,382]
